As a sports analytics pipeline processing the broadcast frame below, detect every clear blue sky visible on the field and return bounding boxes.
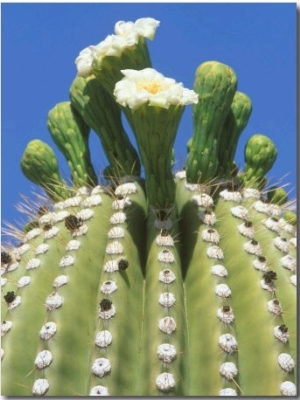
[1,3,297,234]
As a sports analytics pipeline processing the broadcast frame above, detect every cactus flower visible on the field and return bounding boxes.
[114,68,198,110]
[114,68,198,208]
[114,17,160,41]
[75,46,97,77]
[75,17,159,82]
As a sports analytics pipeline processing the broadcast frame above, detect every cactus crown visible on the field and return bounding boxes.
[1,17,296,397]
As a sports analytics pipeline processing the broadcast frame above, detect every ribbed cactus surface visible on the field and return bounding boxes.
[1,17,297,397]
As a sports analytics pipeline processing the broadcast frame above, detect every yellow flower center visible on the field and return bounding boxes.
[137,81,162,94]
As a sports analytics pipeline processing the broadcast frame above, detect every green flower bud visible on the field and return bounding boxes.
[241,134,278,189]
[186,61,237,183]
[283,210,297,226]
[267,186,288,205]
[47,102,98,188]
[20,140,69,201]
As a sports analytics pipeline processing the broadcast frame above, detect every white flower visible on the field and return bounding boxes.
[75,36,126,76]
[97,34,127,58]
[75,18,160,76]
[114,18,160,41]
[75,46,98,77]
[114,68,198,110]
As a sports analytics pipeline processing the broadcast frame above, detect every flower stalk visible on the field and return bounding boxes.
[70,75,141,178]
[186,61,237,184]
[216,91,252,178]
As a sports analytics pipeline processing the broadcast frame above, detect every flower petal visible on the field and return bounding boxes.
[114,68,198,110]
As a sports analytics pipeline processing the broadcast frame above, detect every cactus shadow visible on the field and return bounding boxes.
[125,200,148,278]
[178,200,202,280]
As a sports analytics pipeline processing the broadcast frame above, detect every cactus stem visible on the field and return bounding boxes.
[2,17,297,395]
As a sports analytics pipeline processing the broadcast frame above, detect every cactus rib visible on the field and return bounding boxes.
[140,207,187,395]
[88,181,147,396]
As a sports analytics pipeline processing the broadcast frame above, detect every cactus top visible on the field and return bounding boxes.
[114,68,199,110]
[75,17,160,77]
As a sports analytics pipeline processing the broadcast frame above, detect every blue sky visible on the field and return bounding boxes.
[1,3,297,235]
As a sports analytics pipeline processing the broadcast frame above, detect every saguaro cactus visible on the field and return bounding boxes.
[1,17,297,397]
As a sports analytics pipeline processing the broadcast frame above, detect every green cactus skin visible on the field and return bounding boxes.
[283,210,297,226]
[91,36,152,135]
[176,181,233,395]
[92,37,152,96]
[87,180,147,396]
[175,173,296,396]
[267,186,289,205]
[2,20,297,397]
[70,76,141,177]
[40,192,115,396]
[139,207,188,395]
[124,103,184,209]
[47,102,98,188]
[241,133,278,189]
[214,197,296,395]
[186,61,238,183]
[20,139,70,201]
[1,188,114,396]
[186,137,193,153]
[2,178,296,396]
[216,91,252,178]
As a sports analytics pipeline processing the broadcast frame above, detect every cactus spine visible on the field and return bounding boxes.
[1,17,297,397]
